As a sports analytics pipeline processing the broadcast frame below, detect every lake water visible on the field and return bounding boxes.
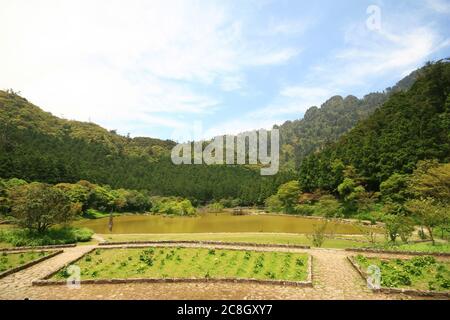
[74,213,368,234]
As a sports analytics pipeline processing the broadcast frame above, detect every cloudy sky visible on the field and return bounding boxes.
[1,0,449,141]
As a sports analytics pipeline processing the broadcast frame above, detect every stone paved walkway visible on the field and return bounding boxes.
[0,244,445,300]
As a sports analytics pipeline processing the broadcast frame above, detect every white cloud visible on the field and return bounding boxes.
[248,48,301,66]
[220,74,246,92]
[426,0,450,14]
[0,0,299,135]
[249,10,449,136]
[267,18,313,36]
[331,25,444,88]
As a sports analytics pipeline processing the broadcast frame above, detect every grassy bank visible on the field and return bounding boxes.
[0,227,94,247]
[99,232,383,249]
[364,241,450,253]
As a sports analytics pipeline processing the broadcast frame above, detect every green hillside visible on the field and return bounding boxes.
[299,59,450,192]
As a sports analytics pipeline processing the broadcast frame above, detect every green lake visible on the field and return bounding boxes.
[74,213,370,234]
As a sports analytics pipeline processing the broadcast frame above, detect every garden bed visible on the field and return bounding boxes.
[346,247,450,257]
[348,255,450,298]
[0,250,62,279]
[33,246,312,287]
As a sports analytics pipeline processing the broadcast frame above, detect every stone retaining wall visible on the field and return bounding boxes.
[0,244,76,252]
[346,247,450,257]
[33,246,313,288]
[99,240,311,249]
[0,250,63,279]
[347,256,450,298]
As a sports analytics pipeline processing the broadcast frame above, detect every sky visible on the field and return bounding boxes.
[0,0,449,142]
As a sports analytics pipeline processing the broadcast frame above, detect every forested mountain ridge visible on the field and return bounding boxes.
[0,91,176,159]
[299,59,450,192]
[0,90,294,203]
[276,68,420,169]
[0,63,434,204]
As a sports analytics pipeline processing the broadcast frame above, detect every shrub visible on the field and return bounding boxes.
[309,221,330,247]
[410,256,436,268]
[0,227,93,247]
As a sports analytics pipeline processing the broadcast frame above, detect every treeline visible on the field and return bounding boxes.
[0,177,199,218]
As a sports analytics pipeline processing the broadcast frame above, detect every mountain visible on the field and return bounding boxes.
[0,91,294,204]
[299,59,450,192]
[0,63,431,204]
[276,69,420,169]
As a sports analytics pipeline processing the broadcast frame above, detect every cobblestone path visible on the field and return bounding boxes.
[0,244,443,300]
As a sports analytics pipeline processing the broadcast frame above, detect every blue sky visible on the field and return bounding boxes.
[1,0,449,141]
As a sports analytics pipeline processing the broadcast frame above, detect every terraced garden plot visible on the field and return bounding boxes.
[0,251,51,274]
[354,255,450,292]
[52,247,309,282]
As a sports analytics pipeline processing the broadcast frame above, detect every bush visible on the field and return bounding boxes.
[150,197,196,216]
[206,202,224,213]
[0,227,93,247]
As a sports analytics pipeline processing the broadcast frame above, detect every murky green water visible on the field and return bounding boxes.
[74,213,368,234]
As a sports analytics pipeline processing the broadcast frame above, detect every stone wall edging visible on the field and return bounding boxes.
[33,246,313,288]
[99,240,311,250]
[347,255,450,298]
[345,247,450,257]
[33,276,313,287]
[0,244,76,252]
[0,250,63,279]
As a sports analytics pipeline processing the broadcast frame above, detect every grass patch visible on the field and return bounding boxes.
[81,209,121,220]
[363,241,450,253]
[355,255,450,292]
[0,227,93,247]
[52,247,309,282]
[100,232,380,249]
[0,251,51,273]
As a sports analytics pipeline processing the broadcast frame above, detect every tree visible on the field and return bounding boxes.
[0,180,8,215]
[337,178,371,214]
[275,180,300,213]
[315,195,343,218]
[406,198,448,245]
[265,194,283,212]
[382,203,414,243]
[408,161,450,204]
[380,173,410,203]
[55,183,90,213]
[8,182,76,233]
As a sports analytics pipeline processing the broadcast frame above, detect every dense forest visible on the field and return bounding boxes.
[276,68,419,169]
[0,91,294,204]
[299,60,450,193]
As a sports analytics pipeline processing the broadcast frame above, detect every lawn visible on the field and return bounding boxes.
[365,241,450,253]
[53,247,310,282]
[0,251,51,274]
[99,232,380,249]
[354,255,450,292]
